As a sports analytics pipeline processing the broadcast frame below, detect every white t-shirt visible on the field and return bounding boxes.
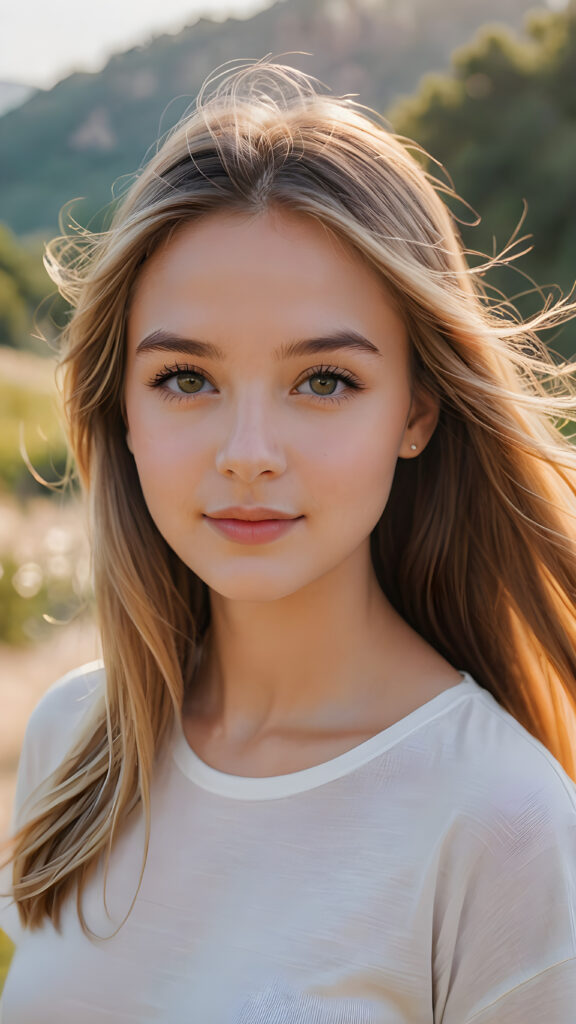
[1,661,576,1023]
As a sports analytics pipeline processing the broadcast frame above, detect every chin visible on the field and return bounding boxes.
[197,570,311,603]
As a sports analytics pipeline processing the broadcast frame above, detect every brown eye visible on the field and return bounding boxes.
[309,373,338,396]
[294,364,364,403]
[147,363,214,399]
[174,372,204,394]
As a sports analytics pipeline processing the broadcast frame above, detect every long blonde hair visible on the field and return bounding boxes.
[3,58,576,937]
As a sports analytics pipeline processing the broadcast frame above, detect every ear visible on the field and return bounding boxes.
[125,430,134,454]
[398,383,440,459]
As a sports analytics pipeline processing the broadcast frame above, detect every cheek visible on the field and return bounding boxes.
[347,439,400,511]
[139,431,202,472]
[287,430,401,581]
[137,444,204,523]
[125,405,205,517]
[310,410,405,524]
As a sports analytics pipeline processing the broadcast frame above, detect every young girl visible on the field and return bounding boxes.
[1,59,576,1023]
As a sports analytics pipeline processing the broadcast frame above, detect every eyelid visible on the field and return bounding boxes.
[294,363,363,387]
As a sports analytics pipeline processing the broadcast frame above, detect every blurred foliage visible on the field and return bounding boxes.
[0,554,51,645]
[0,365,68,496]
[388,2,576,356]
[0,348,91,645]
[0,224,67,351]
[0,929,15,996]
[0,551,91,646]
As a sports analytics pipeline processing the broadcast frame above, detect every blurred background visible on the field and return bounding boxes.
[1,0,575,978]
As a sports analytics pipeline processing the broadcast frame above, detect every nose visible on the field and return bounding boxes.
[214,391,287,481]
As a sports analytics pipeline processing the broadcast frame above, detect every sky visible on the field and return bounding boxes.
[1,0,274,89]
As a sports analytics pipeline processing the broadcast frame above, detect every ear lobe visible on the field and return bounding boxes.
[398,386,440,459]
[126,430,134,454]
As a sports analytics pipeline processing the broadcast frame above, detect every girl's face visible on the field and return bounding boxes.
[124,206,438,601]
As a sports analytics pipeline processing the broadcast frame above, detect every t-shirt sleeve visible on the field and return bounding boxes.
[433,767,576,1023]
[0,661,105,946]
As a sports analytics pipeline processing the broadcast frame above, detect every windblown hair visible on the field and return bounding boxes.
[3,57,576,937]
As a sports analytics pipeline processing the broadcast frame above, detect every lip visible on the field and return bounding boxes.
[205,506,301,521]
[203,515,303,545]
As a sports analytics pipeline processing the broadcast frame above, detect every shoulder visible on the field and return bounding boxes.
[0,662,106,947]
[462,682,576,811]
[26,658,105,729]
[430,684,576,1020]
[22,658,105,760]
[429,680,576,873]
[12,660,106,829]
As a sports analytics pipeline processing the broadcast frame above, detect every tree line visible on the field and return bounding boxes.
[389,2,576,355]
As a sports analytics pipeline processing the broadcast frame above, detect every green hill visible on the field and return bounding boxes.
[0,0,544,237]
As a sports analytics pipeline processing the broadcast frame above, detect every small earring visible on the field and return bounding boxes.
[410,442,418,451]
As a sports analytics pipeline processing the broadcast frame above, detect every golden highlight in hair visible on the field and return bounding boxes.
[3,57,576,938]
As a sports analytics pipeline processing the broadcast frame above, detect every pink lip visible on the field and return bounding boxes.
[203,515,303,545]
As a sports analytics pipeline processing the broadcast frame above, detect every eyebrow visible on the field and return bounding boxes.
[135,328,383,361]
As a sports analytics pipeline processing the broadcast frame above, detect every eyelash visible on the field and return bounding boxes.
[145,362,367,406]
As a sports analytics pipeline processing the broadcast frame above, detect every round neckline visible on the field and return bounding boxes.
[171,672,481,800]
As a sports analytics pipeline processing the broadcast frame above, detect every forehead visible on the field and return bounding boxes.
[127,206,407,350]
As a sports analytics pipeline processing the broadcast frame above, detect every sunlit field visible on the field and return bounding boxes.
[0,346,101,994]
[0,496,100,996]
